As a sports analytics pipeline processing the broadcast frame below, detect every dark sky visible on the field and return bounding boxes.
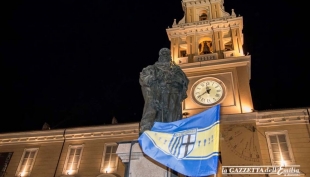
[1,0,309,133]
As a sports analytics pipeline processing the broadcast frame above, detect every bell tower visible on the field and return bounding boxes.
[167,0,244,63]
[167,0,252,116]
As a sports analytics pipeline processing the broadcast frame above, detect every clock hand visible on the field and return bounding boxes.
[206,87,211,94]
[198,91,207,98]
[198,85,212,98]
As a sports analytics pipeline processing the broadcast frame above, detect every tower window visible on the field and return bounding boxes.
[198,41,213,55]
[180,50,187,57]
[199,13,208,21]
[225,42,233,51]
[199,10,208,21]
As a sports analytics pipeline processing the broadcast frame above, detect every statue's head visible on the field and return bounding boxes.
[158,48,171,63]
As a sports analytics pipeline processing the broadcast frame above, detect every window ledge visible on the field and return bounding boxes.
[97,174,118,177]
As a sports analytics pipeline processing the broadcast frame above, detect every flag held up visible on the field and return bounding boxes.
[138,105,220,177]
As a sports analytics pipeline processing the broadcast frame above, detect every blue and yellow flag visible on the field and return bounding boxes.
[138,105,220,177]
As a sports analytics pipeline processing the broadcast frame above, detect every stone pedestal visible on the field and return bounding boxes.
[116,141,178,177]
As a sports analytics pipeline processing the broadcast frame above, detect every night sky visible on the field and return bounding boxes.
[1,0,309,133]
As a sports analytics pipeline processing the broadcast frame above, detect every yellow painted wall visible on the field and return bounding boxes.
[0,135,137,177]
[257,124,310,176]
[0,142,63,177]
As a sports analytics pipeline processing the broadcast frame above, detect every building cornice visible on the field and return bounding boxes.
[0,108,308,146]
[180,55,251,71]
[0,123,139,146]
[221,112,257,123]
[167,17,243,40]
[256,108,309,127]
[221,108,309,127]
[182,0,223,7]
[168,16,242,29]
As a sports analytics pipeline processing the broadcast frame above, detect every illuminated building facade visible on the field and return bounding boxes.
[0,123,138,177]
[1,0,310,177]
[1,108,309,177]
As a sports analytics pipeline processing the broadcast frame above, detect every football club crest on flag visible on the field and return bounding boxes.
[138,105,220,177]
[168,128,197,159]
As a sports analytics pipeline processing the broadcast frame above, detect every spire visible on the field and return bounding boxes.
[112,116,118,124]
[42,122,50,130]
[231,9,236,17]
[172,19,177,26]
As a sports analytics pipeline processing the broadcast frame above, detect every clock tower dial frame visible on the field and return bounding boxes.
[191,77,226,106]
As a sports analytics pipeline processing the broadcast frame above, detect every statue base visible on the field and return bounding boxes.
[116,140,179,177]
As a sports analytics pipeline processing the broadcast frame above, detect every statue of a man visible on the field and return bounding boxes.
[139,48,189,133]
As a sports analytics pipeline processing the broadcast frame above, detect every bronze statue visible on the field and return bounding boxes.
[139,48,189,133]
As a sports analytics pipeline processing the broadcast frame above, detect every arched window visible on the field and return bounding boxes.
[180,50,187,57]
[199,10,208,21]
[198,41,213,55]
[225,41,233,51]
[198,37,213,55]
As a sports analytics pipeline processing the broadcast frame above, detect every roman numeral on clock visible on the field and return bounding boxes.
[200,97,205,102]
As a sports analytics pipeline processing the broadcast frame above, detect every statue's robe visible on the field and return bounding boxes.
[139,62,189,132]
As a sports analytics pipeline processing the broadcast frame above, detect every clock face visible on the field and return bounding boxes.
[191,77,226,106]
